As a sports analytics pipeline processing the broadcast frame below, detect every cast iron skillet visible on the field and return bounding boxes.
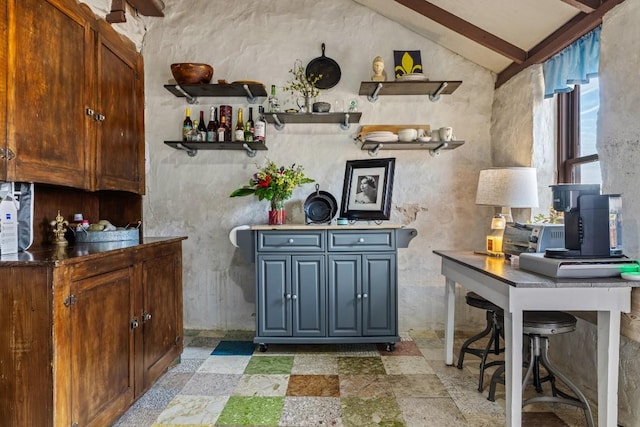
[306,43,341,90]
[304,184,338,224]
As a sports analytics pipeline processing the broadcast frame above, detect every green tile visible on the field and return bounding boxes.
[216,396,284,426]
[244,356,294,374]
[338,357,386,375]
[341,397,405,427]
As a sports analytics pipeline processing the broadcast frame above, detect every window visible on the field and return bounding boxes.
[556,77,601,184]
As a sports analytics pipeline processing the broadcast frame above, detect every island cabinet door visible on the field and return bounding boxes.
[362,254,397,337]
[257,255,292,336]
[291,255,326,337]
[68,265,135,427]
[328,254,362,337]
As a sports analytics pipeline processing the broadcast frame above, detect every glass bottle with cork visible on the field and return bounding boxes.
[234,108,244,141]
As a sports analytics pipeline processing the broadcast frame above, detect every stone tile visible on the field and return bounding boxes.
[296,344,338,354]
[112,407,162,427]
[377,340,423,356]
[381,355,434,375]
[521,411,570,426]
[397,397,469,426]
[155,371,193,390]
[186,335,220,348]
[337,357,386,375]
[167,358,205,373]
[341,397,404,427]
[286,374,340,397]
[153,395,228,425]
[292,354,339,374]
[340,374,394,398]
[232,374,290,397]
[180,373,241,396]
[215,396,284,426]
[388,374,449,398]
[252,343,297,355]
[181,345,216,360]
[196,355,251,374]
[336,343,379,357]
[280,396,343,427]
[244,355,294,374]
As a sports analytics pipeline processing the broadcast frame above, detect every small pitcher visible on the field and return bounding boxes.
[297,96,312,113]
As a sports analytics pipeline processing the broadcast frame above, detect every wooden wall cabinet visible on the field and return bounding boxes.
[2,0,145,194]
[0,238,184,426]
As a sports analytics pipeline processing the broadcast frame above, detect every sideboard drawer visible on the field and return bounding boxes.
[328,230,396,252]
[257,231,325,252]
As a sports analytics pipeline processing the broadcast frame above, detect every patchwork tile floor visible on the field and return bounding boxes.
[113,329,593,426]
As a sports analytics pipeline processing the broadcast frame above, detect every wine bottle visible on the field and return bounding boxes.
[234,108,244,141]
[197,110,207,141]
[182,107,192,141]
[218,115,227,142]
[254,106,266,142]
[244,107,254,142]
[206,106,218,142]
[268,85,280,113]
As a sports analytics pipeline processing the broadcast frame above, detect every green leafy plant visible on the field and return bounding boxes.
[282,60,322,99]
[230,160,314,209]
[532,207,563,224]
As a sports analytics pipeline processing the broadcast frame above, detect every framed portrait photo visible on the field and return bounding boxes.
[340,158,395,221]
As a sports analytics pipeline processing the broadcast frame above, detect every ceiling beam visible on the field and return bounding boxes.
[496,0,625,88]
[393,0,527,64]
[126,0,164,17]
[560,0,601,13]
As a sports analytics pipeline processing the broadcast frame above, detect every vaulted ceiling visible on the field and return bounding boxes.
[352,0,625,87]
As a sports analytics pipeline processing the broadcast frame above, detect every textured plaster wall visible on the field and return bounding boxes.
[134,0,495,332]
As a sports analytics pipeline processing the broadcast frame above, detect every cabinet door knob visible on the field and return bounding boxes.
[131,318,139,329]
[143,312,152,321]
[363,293,368,299]
[357,293,362,299]
[358,238,365,243]
[286,293,292,300]
[292,294,297,300]
[288,238,294,244]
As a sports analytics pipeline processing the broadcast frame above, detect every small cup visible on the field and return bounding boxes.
[398,128,418,142]
[417,129,426,138]
[439,127,453,141]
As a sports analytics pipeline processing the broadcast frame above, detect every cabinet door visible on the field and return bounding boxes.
[257,255,291,336]
[5,0,90,188]
[328,254,361,336]
[141,249,182,393]
[292,255,326,337]
[362,254,397,337]
[70,266,135,427]
[93,20,144,194]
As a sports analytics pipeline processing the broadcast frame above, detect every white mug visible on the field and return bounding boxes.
[417,129,426,138]
[439,127,453,141]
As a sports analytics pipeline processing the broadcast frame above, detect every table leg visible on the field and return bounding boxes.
[598,310,621,427]
[444,277,456,365]
[503,309,523,426]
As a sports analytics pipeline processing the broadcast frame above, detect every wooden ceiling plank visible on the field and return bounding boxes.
[560,0,601,13]
[496,0,625,88]
[394,0,527,64]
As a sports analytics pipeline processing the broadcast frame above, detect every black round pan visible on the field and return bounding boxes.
[306,43,341,89]
[304,185,338,223]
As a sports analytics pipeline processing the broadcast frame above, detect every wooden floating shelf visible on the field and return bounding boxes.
[164,141,267,157]
[359,80,462,102]
[263,112,362,130]
[164,83,268,103]
[359,140,464,157]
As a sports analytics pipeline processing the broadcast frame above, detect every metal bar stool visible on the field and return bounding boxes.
[457,291,505,391]
[487,311,595,427]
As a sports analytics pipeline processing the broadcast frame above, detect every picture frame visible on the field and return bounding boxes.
[339,158,395,221]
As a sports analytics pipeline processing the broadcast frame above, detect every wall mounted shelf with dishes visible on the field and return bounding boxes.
[164,82,268,104]
[264,112,362,130]
[357,125,464,157]
[164,141,267,157]
[359,80,462,102]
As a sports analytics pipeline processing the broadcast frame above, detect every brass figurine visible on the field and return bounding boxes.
[50,210,69,246]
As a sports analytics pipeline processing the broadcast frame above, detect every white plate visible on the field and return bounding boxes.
[417,136,433,143]
[621,272,640,281]
[364,131,395,138]
[397,73,428,81]
[364,135,399,143]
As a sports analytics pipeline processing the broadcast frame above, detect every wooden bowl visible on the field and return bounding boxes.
[170,63,214,85]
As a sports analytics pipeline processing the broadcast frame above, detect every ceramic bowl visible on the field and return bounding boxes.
[170,63,214,85]
[312,102,331,113]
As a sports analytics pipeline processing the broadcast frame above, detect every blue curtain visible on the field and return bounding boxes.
[542,26,600,98]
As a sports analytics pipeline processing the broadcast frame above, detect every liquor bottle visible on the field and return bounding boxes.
[268,85,280,113]
[206,106,219,142]
[218,115,228,142]
[234,108,244,141]
[244,107,254,142]
[254,106,266,142]
[192,119,200,141]
[182,107,192,141]
[197,110,207,141]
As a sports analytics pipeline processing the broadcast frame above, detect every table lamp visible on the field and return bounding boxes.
[475,167,539,254]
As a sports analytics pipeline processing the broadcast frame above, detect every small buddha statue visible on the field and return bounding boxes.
[371,56,387,82]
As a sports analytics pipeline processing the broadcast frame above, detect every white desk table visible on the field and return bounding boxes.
[434,250,636,427]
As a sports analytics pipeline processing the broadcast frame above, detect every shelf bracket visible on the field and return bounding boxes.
[429,142,448,157]
[368,143,383,157]
[174,85,198,104]
[340,113,351,130]
[429,82,448,102]
[176,143,197,157]
[242,143,257,157]
[271,114,285,130]
[367,83,384,103]
[242,84,258,104]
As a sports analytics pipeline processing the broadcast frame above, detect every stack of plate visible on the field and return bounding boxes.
[362,131,398,143]
[396,73,428,82]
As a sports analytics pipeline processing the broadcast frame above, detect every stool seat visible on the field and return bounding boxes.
[465,291,503,312]
[523,311,576,335]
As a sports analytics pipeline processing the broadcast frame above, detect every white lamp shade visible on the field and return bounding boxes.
[475,167,539,208]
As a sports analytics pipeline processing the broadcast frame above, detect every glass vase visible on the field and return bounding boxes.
[268,200,286,225]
